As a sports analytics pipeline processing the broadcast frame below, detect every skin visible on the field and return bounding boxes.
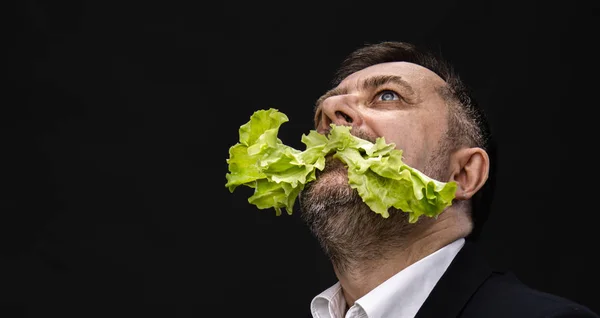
[315,62,449,174]
[301,61,490,309]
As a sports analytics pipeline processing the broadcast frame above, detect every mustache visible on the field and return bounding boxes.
[349,128,378,144]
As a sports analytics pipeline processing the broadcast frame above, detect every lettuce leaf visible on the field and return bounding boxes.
[225,108,457,222]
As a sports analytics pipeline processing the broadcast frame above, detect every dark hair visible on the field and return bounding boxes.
[333,41,497,241]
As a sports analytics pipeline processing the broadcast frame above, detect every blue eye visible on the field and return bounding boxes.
[379,90,399,101]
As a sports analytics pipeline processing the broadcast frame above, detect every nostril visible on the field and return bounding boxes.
[335,111,353,123]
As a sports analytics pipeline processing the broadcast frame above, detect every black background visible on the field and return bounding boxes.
[6,1,600,317]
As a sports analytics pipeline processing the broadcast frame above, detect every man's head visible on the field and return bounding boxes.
[299,41,496,271]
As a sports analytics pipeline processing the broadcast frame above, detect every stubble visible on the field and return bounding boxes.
[298,128,451,272]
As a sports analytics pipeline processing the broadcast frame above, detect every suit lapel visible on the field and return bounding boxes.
[414,241,493,318]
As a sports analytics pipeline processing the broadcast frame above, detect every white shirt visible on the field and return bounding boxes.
[310,238,465,318]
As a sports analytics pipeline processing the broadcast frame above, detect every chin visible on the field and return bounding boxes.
[299,157,359,219]
[312,157,350,188]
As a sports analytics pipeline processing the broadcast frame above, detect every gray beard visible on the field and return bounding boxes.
[298,130,450,273]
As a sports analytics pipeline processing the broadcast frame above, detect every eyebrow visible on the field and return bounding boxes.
[314,75,415,112]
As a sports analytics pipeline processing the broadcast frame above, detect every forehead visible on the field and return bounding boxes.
[339,61,446,90]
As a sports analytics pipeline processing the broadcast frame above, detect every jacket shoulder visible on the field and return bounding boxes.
[461,271,599,318]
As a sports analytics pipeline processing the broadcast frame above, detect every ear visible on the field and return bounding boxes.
[448,147,489,201]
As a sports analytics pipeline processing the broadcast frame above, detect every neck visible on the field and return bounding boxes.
[334,208,471,307]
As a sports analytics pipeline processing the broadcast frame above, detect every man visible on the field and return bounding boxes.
[298,41,599,318]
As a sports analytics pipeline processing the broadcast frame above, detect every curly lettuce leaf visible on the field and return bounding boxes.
[225,108,457,222]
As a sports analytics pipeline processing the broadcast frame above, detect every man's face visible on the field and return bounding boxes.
[299,62,452,265]
[315,61,449,173]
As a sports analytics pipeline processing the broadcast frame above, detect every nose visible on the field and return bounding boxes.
[316,95,362,134]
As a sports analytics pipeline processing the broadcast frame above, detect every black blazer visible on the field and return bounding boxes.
[415,241,599,318]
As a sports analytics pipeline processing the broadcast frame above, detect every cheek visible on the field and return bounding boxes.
[369,119,427,166]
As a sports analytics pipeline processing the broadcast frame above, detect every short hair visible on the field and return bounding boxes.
[332,41,497,241]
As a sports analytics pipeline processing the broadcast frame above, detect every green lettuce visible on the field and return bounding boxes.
[225,108,457,222]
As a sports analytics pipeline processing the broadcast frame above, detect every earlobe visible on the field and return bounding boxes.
[450,147,490,201]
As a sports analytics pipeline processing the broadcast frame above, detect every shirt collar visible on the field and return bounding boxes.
[311,282,346,318]
[310,238,465,318]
